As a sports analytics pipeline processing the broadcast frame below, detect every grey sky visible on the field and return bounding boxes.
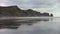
[0,0,60,17]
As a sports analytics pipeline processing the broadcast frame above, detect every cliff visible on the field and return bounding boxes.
[0,6,53,17]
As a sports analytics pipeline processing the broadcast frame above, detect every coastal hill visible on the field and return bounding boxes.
[0,6,53,17]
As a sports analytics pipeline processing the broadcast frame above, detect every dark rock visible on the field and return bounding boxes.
[0,6,53,17]
[42,12,49,16]
[50,13,53,16]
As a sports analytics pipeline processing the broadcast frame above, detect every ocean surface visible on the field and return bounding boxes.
[0,17,60,34]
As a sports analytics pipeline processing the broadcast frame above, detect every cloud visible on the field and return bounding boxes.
[0,0,55,8]
[0,0,57,9]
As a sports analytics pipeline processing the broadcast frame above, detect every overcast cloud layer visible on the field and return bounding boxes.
[0,0,60,17]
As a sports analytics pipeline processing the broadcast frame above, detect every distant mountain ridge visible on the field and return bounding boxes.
[0,6,53,17]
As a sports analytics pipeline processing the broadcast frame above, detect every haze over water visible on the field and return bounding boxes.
[0,17,59,34]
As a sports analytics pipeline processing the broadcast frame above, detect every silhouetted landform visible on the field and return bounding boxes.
[0,6,53,17]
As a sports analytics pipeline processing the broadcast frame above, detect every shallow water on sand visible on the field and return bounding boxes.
[0,17,60,34]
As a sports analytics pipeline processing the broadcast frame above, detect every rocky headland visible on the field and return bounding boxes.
[0,6,53,17]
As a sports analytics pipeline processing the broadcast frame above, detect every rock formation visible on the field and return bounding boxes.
[0,6,53,17]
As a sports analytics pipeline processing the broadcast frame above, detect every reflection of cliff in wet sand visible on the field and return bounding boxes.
[0,17,51,29]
